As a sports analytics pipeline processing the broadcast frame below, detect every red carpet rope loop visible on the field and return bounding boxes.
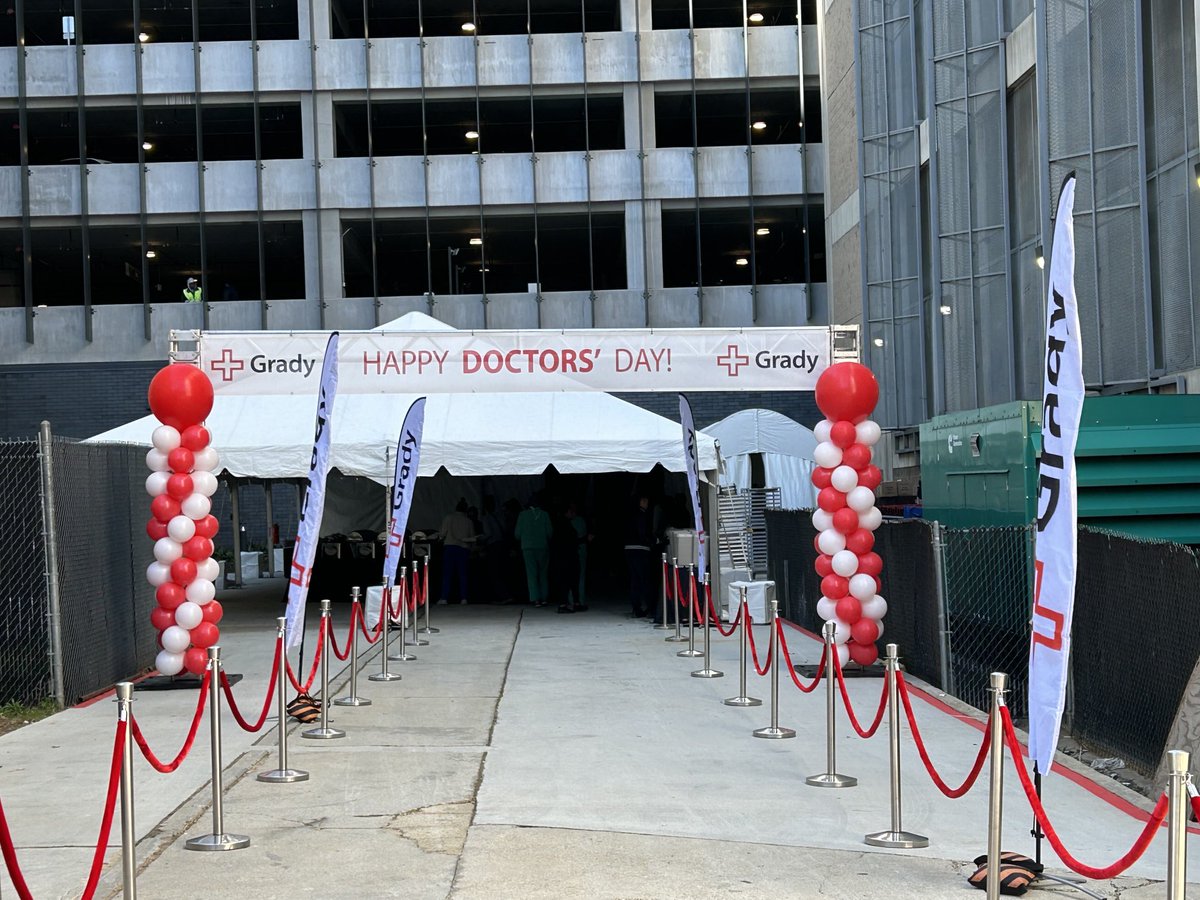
[706,585,740,637]
[1192,794,1200,824]
[131,670,211,773]
[285,617,326,693]
[776,622,825,693]
[328,607,354,661]
[359,599,383,644]
[1001,708,1167,879]
[744,612,773,675]
[221,639,280,733]
[80,718,126,900]
[832,651,888,737]
[897,673,990,798]
[0,795,35,900]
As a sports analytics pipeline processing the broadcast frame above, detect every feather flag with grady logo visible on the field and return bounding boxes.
[678,394,707,577]
[383,397,427,589]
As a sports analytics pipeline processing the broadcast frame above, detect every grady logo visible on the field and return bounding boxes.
[211,349,316,382]
[716,344,750,376]
[715,344,819,376]
[211,348,245,382]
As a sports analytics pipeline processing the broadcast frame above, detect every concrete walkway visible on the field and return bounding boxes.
[0,579,1195,899]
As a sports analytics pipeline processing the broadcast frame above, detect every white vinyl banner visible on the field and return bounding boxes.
[198,327,833,395]
[285,333,340,651]
[679,395,707,578]
[1028,175,1083,775]
[382,397,427,588]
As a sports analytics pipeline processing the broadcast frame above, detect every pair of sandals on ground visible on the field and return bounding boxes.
[968,851,1044,895]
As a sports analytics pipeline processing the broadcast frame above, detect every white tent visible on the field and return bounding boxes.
[703,408,818,510]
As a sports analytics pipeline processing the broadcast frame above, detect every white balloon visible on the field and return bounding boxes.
[191,470,219,497]
[146,561,172,587]
[167,515,196,543]
[831,465,859,493]
[831,617,852,645]
[174,601,203,630]
[181,493,211,519]
[192,446,220,472]
[811,508,833,532]
[832,550,859,577]
[186,578,215,605]
[146,448,169,472]
[161,625,191,654]
[197,557,220,583]
[155,649,185,676]
[813,441,843,469]
[873,618,885,640]
[153,537,183,564]
[835,643,851,668]
[816,596,838,621]
[860,594,888,620]
[818,528,846,555]
[813,419,834,444]
[849,573,877,600]
[859,507,883,532]
[847,486,876,512]
[856,420,882,447]
[151,425,181,453]
[145,471,170,497]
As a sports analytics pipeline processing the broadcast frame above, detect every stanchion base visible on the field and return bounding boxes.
[184,832,250,852]
[333,696,372,706]
[664,635,687,643]
[301,726,346,740]
[367,672,402,682]
[806,772,857,788]
[676,649,704,658]
[724,696,762,707]
[752,726,796,739]
[653,624,671,631]
[257,768,310,784]
[864,830,928,849]
[388,652,418,661]
[691,669,724,678]
[418,627,439,634]
[411,637,430,646]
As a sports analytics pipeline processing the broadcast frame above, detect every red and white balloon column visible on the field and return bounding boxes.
[145,364,224,678]
[811,362,885,668]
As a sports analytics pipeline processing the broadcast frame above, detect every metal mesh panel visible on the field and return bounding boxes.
[764,509,821,632]
[874,519,943,688]
[0,440,52,706]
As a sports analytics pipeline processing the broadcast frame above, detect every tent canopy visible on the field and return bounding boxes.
[88,312,718,481]
[703,408,817,510]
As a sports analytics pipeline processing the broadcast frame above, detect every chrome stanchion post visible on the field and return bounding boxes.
[724,588,760,707]
[115,683,136,899]
[185,647,250,851]
[369,583,402,683]
[677,564,703,658]
[985,672,1008,900]
[391,565,417,661]
[419,556,439,634]
[259,617,310,783]
[1166,749,1191,900]
[806,621,856,787]
[692,573,723,678]
[410,564,429,646]
[753,601,795,739]
[665,558,686,643]
[865,644,926,847]
[655,552,670,630]
[302,600,346,739]
[335,587,371,706]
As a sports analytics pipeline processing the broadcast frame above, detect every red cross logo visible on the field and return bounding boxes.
[211,348,246,382]
[716,344,750,376]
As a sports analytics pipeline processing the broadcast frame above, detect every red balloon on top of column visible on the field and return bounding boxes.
[814,362,880,424]
[148,364,214,431]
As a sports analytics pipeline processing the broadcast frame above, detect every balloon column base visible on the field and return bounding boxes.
[135,673,241,691]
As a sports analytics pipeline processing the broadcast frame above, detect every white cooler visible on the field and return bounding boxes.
[365,585,406,630]
[240,551,261,581]
[727,580,775,624]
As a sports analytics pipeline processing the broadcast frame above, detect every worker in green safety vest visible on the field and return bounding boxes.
[182,277,203,303]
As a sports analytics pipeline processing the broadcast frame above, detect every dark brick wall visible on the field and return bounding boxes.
[614,391,821,430]
[0,361,162,439]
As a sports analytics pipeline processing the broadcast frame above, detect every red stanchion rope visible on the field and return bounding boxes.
[328,606,355,661]
[80,718,125,900]
[391,584,406,619]
[744,612,773,675]
[832,650,888,738]
[706,589,740,637]
[896,672,990,798]
[285,617,325,693]
[673,567,685,611]
[1192,794,1200,824]
[221,639,280,733]
[359,597,383,644]
[131,670,211,773]
[1001,708,1167,879]
[0,797,34,900]
[776,621,825,693]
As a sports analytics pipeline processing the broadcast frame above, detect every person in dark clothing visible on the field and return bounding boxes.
[624,495,655,617]
[550,502,583,613]
[479,496,511,604]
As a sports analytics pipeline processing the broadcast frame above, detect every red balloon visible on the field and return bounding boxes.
[190,622,219,649]
[857,551,883,576]
[848,641,879,666]
[830,420,857,449]
[814,362,880,424]
[182,536,214,562]
[821,574,849,599]
[147,364,214,431]
[167,447,195,474]
[150,607,174,631]
[811,467,833,489]
[201,600,224,625]
[180,425,211,452]
[815,554,834,578]
[184,647,208,676]
[150,495,181,524]
[874,576,883,594]
[835,596,862,625]
[812,533,822,553]
[846,528,875,555]
[842,443,872,470]
[146,518,169,541]
[194,514,219,539]
[170,557,197,586]
[156,582,186,610]
[166,473,194,501]
[851,618,880,644]
[858,465,883,490]
[832,507,859,535]
[817,487,846,513]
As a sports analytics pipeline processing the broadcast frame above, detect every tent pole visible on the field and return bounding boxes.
[230,480,244,587]
[264,480,275,577]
